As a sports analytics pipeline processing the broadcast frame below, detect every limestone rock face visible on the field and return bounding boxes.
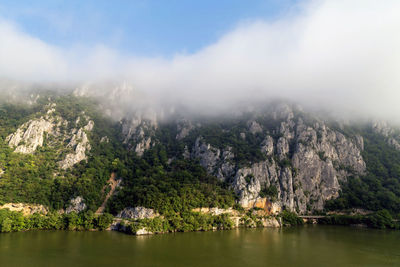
[118,103,367,214]
[191,137,235,181]
[0,203,48,216]
[65,196,86,214]
[100,136,109,143]
[191,137,221,174]
[116,207,158,219]
[276,137,289,160]
[261,217,281,228]
[372,121,400,150]
[58,120,94,169]
[185,103,367,214]
[192,207,238,216]
[248,120,263,134]
[6,105,94,170]
[121,113,157,156]
[6,117,55,154]
[260,136,274,156]
[372,121,393,137]
[176,119,194,140]
[135,228,153,235]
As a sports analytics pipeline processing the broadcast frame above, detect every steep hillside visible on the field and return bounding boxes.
[1,92,400,221]
[116,103,367,215]
[0,94,125,211]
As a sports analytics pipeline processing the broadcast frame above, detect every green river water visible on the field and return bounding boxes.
[0,226,399,267]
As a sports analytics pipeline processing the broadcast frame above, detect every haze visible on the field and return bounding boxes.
[0,0,399,122]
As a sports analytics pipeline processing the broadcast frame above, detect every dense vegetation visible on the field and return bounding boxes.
[0,209,113,233]
[0,95,125,211]
[318,210,399,229]
[280,210,304,226]
[0,94,236,220]
[326,128,400,218]
[108,146,235,215]
[2,93,400,233]
[119,212,235,234]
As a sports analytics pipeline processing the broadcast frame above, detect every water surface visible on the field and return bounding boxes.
[0,226,399,266]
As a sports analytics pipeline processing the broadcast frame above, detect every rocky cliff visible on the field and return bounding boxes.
[189,106,365,213]
[2,91,399,217]
[372,121,400,150]
[120,103,367,214]
[6,103,94,170]
[120,111,157,156]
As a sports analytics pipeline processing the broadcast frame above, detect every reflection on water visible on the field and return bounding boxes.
[0,226,399,267]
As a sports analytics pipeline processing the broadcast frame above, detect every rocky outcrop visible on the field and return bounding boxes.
[110,100,367,215]
[239,198,282,215]
[188,104,366,214]
[192,207,281,228]
[6,105,94,169]
[372,121,400,150]
[6,113,56,154]
[191,137,221,174]
[191,137,235,181]
[135,228,153,235]
[248,120,263,134]
[261,217,281,228]
[58,120,94,169]
[121,113,157,156]
[192,207,239,216]
[0,203,48,216]
[372,121,394,137]
[176,119,194,139]
[65,196,86,214]
[100,136,109,143]
[116,207,158,219]
[260,136,274,156]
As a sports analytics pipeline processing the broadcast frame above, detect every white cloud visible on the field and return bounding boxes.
[1,0,400,121]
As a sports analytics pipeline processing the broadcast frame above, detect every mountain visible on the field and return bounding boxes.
[0,90,400,232]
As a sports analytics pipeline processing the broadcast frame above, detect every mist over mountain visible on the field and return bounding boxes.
[1,0,400,123]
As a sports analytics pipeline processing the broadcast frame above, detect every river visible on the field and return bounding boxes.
[0,226,399,266]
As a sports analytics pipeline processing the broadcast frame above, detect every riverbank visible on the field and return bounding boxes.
[111,211,282,236]
[315,211,400,229]
[1,205,399,235]
[0,205,283,235]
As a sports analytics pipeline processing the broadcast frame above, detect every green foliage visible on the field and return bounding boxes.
[108,150,235,215]
[317,151,327,161]
[318,210,399,229]
[245,174,253,184]
[318,214,366,226]
[280,210,303,226]
[259,185,278,201]
[95,213,114,230]
[276,158,292,168]
[0,94,237,234]
[122,212,234,234]
[368,210,396,229]
[0,94,126,211]
[0,209,113,233]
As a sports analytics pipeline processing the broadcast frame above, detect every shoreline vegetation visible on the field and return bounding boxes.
[0,207,399,235]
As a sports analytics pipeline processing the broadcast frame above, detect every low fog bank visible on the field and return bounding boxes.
[1,0,400,124]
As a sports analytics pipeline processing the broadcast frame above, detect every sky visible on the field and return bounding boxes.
[0,0,300,56]
[0,0,400,121]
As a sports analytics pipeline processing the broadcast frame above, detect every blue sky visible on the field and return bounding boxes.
[0,0,301,56]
